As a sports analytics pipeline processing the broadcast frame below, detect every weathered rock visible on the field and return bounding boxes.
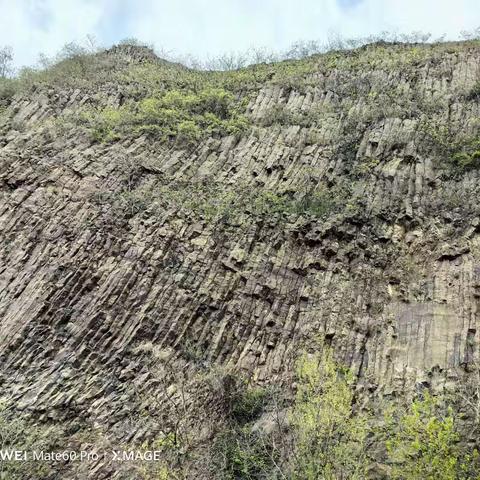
[1,40,480,478]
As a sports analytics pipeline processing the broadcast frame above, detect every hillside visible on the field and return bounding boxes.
[1,40,480,478]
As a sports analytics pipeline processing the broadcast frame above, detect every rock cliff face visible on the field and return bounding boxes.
[0,41,480,477]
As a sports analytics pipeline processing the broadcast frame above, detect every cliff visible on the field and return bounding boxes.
[0,40,480,478]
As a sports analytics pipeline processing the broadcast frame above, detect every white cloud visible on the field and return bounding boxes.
[0,0,479,69]
[1,0,104,67]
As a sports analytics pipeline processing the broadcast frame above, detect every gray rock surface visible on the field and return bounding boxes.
[0,41,480,477]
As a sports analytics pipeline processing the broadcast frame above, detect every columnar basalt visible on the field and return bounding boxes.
[0,41,480,478]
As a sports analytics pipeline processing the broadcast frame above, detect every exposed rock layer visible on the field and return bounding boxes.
[0,41,480,477]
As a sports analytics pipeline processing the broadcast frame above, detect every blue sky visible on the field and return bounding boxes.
[1,0,479,68]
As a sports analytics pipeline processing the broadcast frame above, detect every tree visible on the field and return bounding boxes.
[385,392,479,480]
[290,349,370,480]
[0,46,13,78]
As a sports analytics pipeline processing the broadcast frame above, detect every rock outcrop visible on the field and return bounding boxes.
[0,41,480,478]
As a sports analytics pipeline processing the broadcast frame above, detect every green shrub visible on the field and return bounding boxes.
[467,81,480,101]
[252,191,293,216]
[207,376,281,479]
[176,119,201,145]
[418,118,480,174]
[289,349,370,480]
[194,87,235,117]
[91,178,346,224]
[15,53,116,92]
[0,78,16,105]
[224,115,250,135]
[213,427,275,480]
[293,188,338,217]
[451,142,480,171]
[113,188,153,219]
[0,403,63,479]
[249,186,341,219]
[80,87,249,145]
[385,392,479,480]
[354,156,381,176]
[231,387,269,425]
[82,107,127,142]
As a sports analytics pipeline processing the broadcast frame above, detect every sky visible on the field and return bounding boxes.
[1,0,480,69]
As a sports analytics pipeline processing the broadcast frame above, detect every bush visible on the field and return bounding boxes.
[80,87,249,145]
[113,188,153,219]
[451,142,480,172]
[211,382,279,479]
[194,87,235,118]
[0,78,16,111]
[289,349,370,480]
[0,41,119,96]
[385,392,479,480]
[249,186,341,219]
[212,427,275,480]
[293,188,337,217]
[418,118,480,174]
[177,120,201,145]
[231,387,269,425]
[89,177,346,224]
[467,81,480,101]
[0,403,63,479]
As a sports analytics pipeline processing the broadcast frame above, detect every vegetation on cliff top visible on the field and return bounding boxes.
[1,35,479,229]
[78,87,250,145]
[1,33,479,146]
